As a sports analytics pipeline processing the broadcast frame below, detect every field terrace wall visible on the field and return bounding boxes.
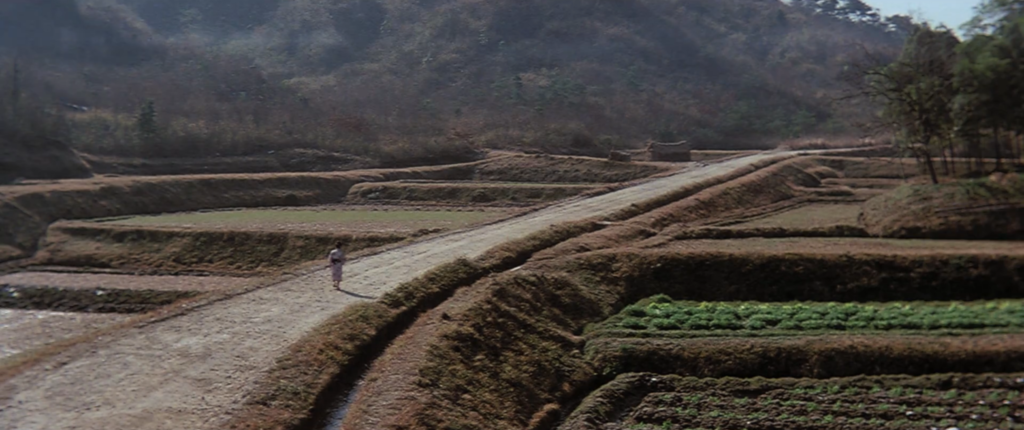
[0,163,478,262]
[585,334,1024,380]
[346,182,598,206]
[337,249,1024,430]
[471,155,669,184]
[36,222,413,275]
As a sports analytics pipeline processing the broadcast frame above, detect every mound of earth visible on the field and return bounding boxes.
[0,132,93,184]
[860,173,1024,240]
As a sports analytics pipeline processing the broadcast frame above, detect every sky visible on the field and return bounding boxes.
[868,0,980,29]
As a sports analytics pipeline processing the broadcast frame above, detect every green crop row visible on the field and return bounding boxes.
[603,295,1024,333]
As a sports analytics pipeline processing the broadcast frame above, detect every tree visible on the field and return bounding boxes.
[963,0,1024,36]
[7,59,20,125]
[955,34,1014,170]
[136,100,160,153]
[860,26,959,183]
[959,2,1024,169]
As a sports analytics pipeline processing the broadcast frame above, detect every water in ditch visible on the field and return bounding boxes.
[312,375,367,430]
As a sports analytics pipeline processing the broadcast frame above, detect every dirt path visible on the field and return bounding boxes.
[0,153,782,430]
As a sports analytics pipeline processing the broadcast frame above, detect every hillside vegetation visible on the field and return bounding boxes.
[849,0,1024,182]
[0,0,907,168]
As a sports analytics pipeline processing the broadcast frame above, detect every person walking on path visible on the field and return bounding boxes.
[329,242,347,291]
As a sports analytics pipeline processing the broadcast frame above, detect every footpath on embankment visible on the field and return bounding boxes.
[0,152,783,430]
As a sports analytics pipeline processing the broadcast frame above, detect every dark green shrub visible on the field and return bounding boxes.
[620,317,647,330]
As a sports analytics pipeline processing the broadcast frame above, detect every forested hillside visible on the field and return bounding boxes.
[0,0,909,167]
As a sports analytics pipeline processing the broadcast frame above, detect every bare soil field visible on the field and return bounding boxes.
[0,309,131,361]
[0,153,780,430]
[562,373,1024,430]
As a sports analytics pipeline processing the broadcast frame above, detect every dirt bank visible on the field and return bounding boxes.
[587,335,1024,379]
[473,154,669,183]
[82,149,370,176]
[0,132,92,184]
[347,181,596,206]
[862,173,1024,240]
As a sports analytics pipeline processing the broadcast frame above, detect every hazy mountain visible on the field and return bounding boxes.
[0,0,908,164]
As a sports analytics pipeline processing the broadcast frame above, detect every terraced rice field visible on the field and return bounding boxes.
[103,207,509,233]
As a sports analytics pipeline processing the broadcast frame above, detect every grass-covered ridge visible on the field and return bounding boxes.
[592,296,1024,336]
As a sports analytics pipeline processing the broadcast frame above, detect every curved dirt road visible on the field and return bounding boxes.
[0,153,781,430]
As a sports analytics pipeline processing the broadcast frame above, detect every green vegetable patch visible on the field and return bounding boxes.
[591,295,1024,337]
